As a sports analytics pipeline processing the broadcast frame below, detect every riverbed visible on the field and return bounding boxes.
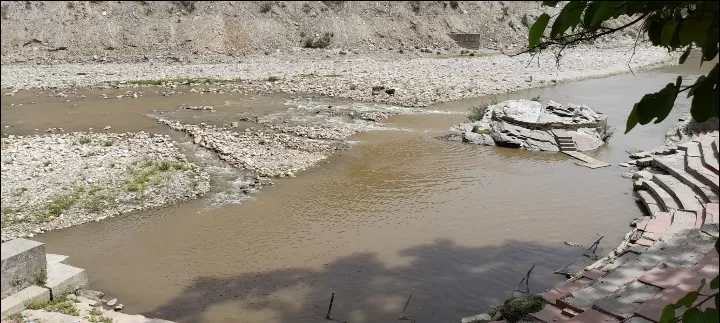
[1,56,711,323]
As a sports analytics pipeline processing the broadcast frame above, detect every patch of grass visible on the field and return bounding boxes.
[323,74,342,77]
[46,192,79,217]
[600,122,616,142]
[492,295,544,323]
[82,187,115,213]
[468,96,498,122]
[1,207,21,227]
[124,159,184,192]
[410,1,421,14]
[473,128,492,135]
[103,140,114,147]
[449,1,459,10]
[89,308,114,323]
[267,76,282,82]
[26,298,79,316]
[299,73,317,78]
[78,137,92,145]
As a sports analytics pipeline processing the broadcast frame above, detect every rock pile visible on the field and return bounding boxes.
[449,99,610,151]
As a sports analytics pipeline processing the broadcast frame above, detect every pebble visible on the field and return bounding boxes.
[106,298,117,306]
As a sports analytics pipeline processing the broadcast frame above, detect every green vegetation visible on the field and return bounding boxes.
[78,137,92,145]
[1,207,20,227]
[523,3,719,323]
[303,32,334,49]
[103,140,114,147]
[82,186,115,213]
[267,76,282,82]
[525,1,718,133]
[488,295,544,323]
[468,96,498,122]
[46,192,79,217]
[521,13,531,27]
[125,159,186,192]
[26,297,79,316]
[13,187,27,196]
[88,308,114,323]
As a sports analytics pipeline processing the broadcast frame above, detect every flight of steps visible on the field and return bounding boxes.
[551,129,578,152]
[467,132,720,323]
[1,239,88,319]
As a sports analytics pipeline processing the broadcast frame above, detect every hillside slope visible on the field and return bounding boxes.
[1,1,555,63]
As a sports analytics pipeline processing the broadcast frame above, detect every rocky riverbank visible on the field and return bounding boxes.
[0,132,210,241]
[1,44,675,108]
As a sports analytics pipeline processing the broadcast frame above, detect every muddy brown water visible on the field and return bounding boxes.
[1,57,713,323]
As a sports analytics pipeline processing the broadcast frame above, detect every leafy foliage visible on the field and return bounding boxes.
[525,1,718,133]
[489,295,545,323]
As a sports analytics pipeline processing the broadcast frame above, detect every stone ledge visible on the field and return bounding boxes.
[1,238,47,299]
[0,285,50,319]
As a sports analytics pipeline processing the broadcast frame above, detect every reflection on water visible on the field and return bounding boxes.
[6,56,714,322]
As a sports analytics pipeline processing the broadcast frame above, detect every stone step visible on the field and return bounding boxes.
[686,153,720,193]
[695,138,719,173]
[652,157,718,203]
[0,285,50,319]
[1,238,47,299]
[642,181,680,211]
[45,262,89,299]
[636,190,665,214]
[46,254,68,265]
[652,174,704,211]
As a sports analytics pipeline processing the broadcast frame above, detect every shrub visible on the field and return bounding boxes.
[468,96,498,122]
[494,295,544,323]
[26,298,79,316]
[267,76,282,82]
[303,32,334,49]
[260,2,272,13]
[449,1,459,10]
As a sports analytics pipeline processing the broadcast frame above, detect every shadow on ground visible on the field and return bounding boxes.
[143,239,599,323]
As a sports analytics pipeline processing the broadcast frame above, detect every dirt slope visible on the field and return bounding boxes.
[1,1,555,63]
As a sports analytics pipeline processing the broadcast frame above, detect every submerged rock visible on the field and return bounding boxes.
[448,99,610,152]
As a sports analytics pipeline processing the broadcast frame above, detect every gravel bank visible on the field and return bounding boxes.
[0,132,211,241]
[1,45,675,108]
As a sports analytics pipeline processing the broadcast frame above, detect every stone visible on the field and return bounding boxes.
[565,241,582,247]
[114,304,124,311]
[107,298,118,306]
[76,288,104,301]
[0,285,50,319]
[45,262,88,299]
[104,126,111,130]
[1,238,47,299]
[619,162,630,167]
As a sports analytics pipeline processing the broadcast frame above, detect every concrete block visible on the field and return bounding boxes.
[1,238,47,299]
[461,313,492,323]
[0,285,50,319]
[45,263,88,299]
[46,254,68,265]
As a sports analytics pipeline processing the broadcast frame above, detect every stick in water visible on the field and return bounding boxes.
[399,288,415,320]
[325,293,335,320]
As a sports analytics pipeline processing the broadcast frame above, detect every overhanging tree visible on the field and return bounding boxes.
[522,2,718,323]
[524,1,718,134]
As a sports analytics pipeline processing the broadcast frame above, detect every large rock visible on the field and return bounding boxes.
[1,238,47,299]
[449,99,608,151]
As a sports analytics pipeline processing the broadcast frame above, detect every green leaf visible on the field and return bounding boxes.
[690,64,719,122]
[701,29,719,62]
[583,1,601,28]
[705,308,719,323]
[625,105,639,134]
[633,83,677,125]
[542,1,560,7]
[677,291,699,308]
[648,20,663,46]
[679,19,710,47]
[687,75,706,98]
[715,295,719,312]
[676,76,683,89]
[551,1,586,38]
[529,13,550,48]
[682,308,703,323]
[679,46,692,64]
[662,20,678,46]
[660,305,676,323]
[711,276,719,289]
[591,1,616,26]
